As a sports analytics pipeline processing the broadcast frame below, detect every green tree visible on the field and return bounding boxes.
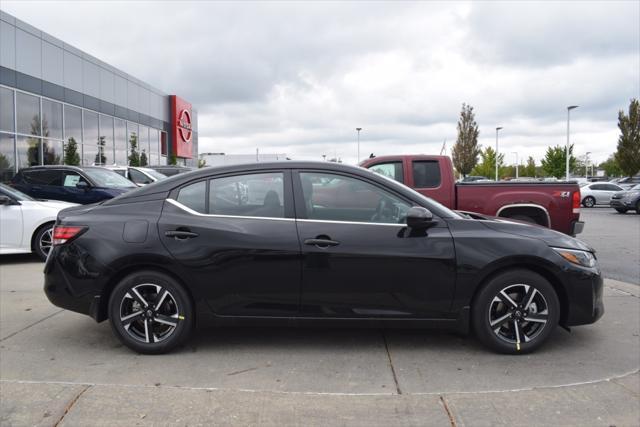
[64,137,80,165]
[128,133,140,166]
[451,103,480,178]
[470,146,505,179]
[140,149,148,167]
[599,155,622,177]
[198,158,206,168]
[522,156,537,177]
[168,154,177,165]
[94,136,107,166]
[614,98,640,176]
[541,144,577,179]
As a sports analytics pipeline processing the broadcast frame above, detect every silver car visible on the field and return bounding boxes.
[580,182,625,207]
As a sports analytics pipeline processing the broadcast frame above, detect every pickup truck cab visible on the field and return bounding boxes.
[360,155,583,236]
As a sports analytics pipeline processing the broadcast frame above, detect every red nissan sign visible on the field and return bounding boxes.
[170,95,193,159]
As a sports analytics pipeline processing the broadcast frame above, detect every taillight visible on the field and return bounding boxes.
[52,226,86,245]
[572,191,581,214]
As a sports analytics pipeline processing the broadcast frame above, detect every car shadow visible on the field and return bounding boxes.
[0,253,42,265]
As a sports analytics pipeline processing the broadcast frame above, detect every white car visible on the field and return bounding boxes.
[105,166,167,187]
[580,182,625,207]
[0,183,77,260]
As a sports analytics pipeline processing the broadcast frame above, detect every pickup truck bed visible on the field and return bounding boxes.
[360,155,583,235]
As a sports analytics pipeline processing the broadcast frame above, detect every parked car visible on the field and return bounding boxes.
[610,184,640,214]
[148,165,194,177]
[44,161,603,355]
[617,176,640,190]
[106,166,168,187]
[360,155,583,235]
[579,182,625,207]
[0,183,77,260]
[11,166,137,205]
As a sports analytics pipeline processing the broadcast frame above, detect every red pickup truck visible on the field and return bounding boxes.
[360,155,583,236]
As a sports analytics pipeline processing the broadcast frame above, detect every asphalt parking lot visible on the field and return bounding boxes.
[578,207,640,285]
[1,209,639,426]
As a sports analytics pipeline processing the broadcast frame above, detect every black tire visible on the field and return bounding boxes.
[472,269,560,354]
[615,208,627,214]
[582,196,595,208]
[32,222,54,261]
[636,201,640,214]
[108,270,194,354]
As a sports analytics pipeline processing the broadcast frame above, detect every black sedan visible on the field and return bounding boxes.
[44,161,604,354]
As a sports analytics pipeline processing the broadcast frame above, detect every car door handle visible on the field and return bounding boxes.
[165,230,199,239]
[304,238,340,247]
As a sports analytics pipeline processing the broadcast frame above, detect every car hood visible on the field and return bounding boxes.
[478,217,594,252]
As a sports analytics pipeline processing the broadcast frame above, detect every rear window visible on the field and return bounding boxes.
[412,161,441,188]
[176,181,207,213]
[22,169,63,186]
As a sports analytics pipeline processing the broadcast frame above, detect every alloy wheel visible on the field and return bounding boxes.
[119,283,180,344]
[488,284,550,345]
[39,227,53,257]
[583,197,595,208]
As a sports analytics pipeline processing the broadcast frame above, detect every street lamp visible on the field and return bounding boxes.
[356,127,362,163]
[566,105,578,180]
[495,127,503,181]
[512,152,519,179]
[585,151,591,178]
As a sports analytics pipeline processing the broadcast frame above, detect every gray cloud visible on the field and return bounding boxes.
[2,0,638,165]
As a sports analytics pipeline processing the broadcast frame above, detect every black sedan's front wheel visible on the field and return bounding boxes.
[472,270,560,354]
[108,271,193,354]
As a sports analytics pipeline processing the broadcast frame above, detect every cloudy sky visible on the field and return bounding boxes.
[3,1,639,165]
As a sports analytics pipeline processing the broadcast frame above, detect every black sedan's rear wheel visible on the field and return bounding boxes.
[108,271,193,354]
[472,269,560,354]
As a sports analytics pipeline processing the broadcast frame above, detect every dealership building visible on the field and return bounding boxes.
[0,10,198,182]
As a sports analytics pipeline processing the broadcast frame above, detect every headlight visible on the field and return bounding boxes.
[552,247,597,268]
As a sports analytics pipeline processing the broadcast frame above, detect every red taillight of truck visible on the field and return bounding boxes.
[572,191,581,214]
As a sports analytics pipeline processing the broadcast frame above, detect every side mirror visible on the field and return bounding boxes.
[0,195,18,206]
[76,181,90,191]
[406,206,436,229]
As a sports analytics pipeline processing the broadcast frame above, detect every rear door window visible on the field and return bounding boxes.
[23,169,63,186]
[412,161,441,188]
[209,172,284,218]
[176,181,207,213]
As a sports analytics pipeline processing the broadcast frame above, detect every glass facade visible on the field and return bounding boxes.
[0,85,168,183]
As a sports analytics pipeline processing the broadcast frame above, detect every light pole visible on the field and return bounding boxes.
[495,127,503,181]
[356,127,362,163]
[566,105,578,180]
[585,151,591,178]
[512,152,519,179]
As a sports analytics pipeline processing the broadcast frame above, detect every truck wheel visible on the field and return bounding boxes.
[472,269,560,354]
[615,208,627,214]
[582,197,595,208]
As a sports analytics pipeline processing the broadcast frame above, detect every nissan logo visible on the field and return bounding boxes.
[178,109,192,143]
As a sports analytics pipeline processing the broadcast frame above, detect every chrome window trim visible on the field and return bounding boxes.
[166,198,294,222]
[167,198,406,227]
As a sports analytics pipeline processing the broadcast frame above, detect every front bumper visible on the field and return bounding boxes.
[563,264,604,327]
[610,199,635,208]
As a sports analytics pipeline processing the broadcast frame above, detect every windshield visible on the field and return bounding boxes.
[138,168,167,181]
[0,183,34,201]
[83,168,137,188]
